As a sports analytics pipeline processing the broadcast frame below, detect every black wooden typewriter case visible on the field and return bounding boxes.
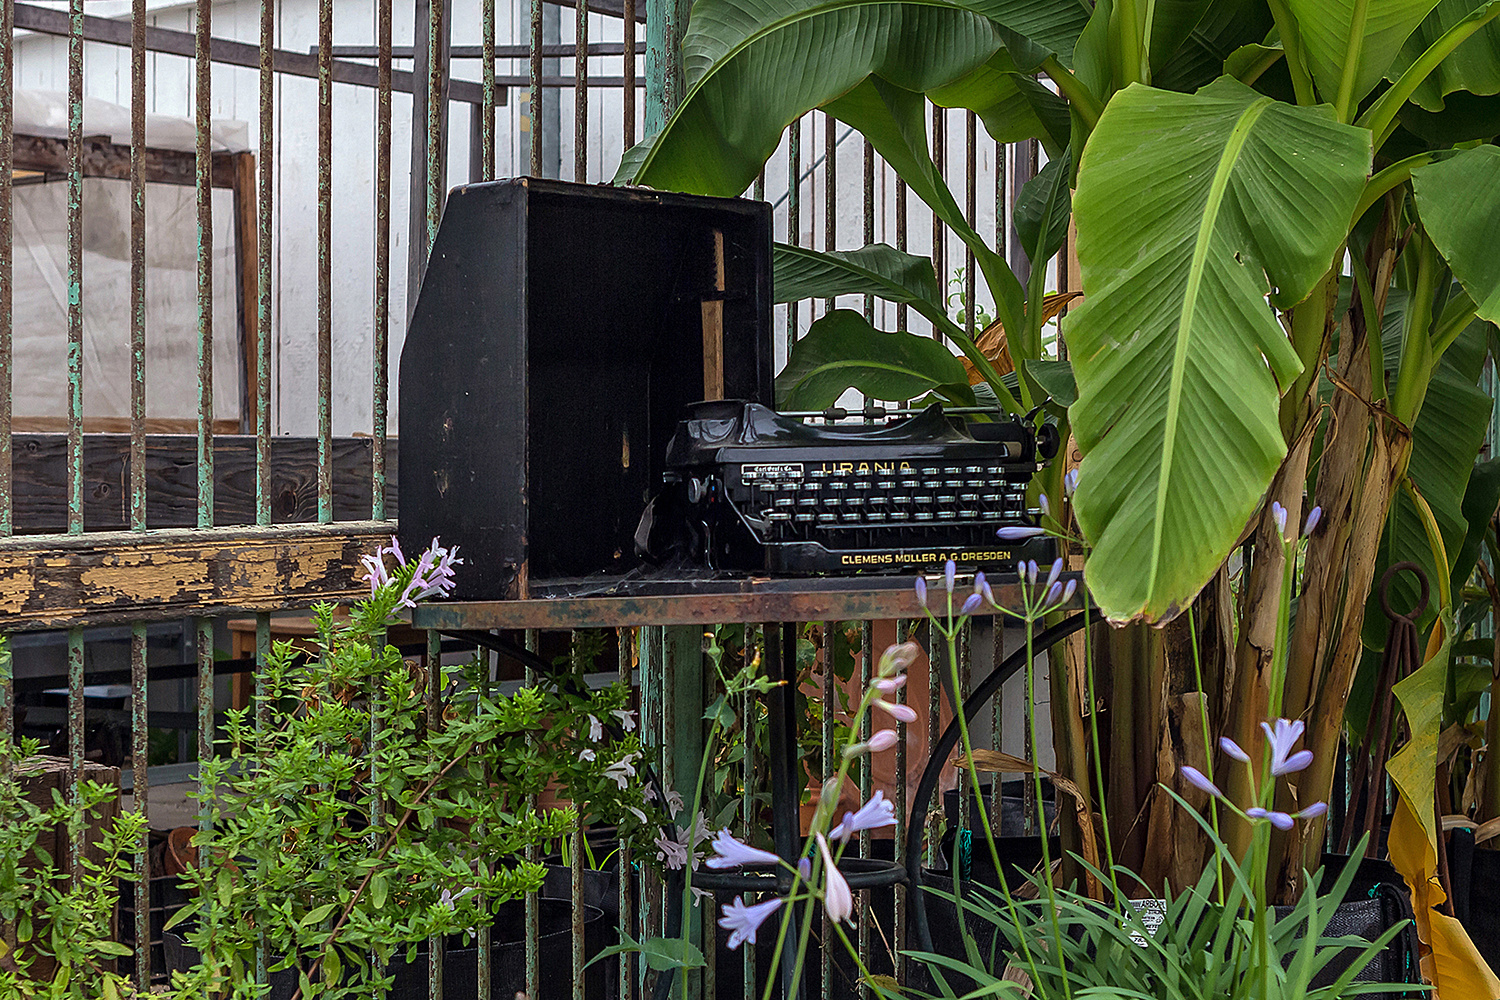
[398,178,774,600]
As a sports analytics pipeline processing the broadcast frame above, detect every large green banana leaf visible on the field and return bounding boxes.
[1151,0,1276,92]
[1391,0,1500,109]
[927,51,1071,156]
[623,0,1091,196]
[1284,0,1443,110]
[1413,144,1500,323]
[775,309,971,408]
[1066,78,1370,623]
[773,243,944,313]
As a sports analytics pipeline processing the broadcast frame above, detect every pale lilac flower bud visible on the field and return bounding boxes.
[879,642,921,676]
[997,526,1046,541]
[1062,579,1077,603]
[1261,719,1311,775]
[944,559,957,595]
[1297,802,1328,820]
[1039,494,1050,518]
[798,857,812,881]
[914,576,927,608]
[875,700,918,723]
[1303,506,1322,537]
[1180,765,1221,797]
[1270,501,1288,537]
[1219,737,1250,763]
[1063,468,1079,497]
[1044,558,1063,593]
[868,729,898,752]
[872,674,906,694]
[1247,807,1295,831]
[959,592,982,616]
[1044,581,1063,605]
[817,834,854,923]
[1027,560,1039,587]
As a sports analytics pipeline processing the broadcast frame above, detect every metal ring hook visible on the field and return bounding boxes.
[1379,561,1430,623]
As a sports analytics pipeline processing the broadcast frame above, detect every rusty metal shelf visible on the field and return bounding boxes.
[410,571,1083,630]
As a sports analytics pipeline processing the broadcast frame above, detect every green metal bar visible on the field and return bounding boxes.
[858,620,872,1000]
[663,624,705,999]
[130,623,149,989]
[530,0,542,175]
[964,111,976,342]
[478,641,491,1000]
[427,629,445,999]
[741,624,757,1000]
[196,0,214,530]
[525,629,541,1000]
[255,611,270,988]
[619,629,636,1000]
[788,119,801,344]
[644,0,688,135]
[821,621,834,1000]
[130,0,147,534]
[622,0,636,149]
[256,0,273,527]
[895,174,908,331]
[67,0,83,535]
[863,142,874,324]
[317,0,333,524]
[0,0,12,539]
[576,0,589,181]
[930,104,944,340]
[425,0,446,257]
[197,616,214,845]
[68,627,84,882]
[482,0,496,179]
[372,0,391,521]
[893,619,908,984]
[926,618,939,867]
[824,113,836,316]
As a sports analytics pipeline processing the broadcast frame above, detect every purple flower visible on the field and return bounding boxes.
[656,833,689,870]
[1044,581,1063,606]
[829,791,897,844]
[1043,558,1063,593]
[879,642,920,676]
[872,674,907,694]
[797,857,812,881]
[1297,802,1328,820]
[974,571,995,607]
[1247,807,1295,831]
[1270,501,1288,537]
[1038,494,1050,518]
[914,576,928,608]
[1181,765,1221,797]
[1063,468,1079,497]
[1220,737,1251,763]
[1062,579,1077,603]
[394,538,464,609]
[997,526,1046,541]
[719,896,783,950]
[816,834,854,923]
[867,729,898,752]
[1303,506,1322,537]
[959,592,982,615]
[706,829,781,869]
[944,559,957,594]
[1261,719,1312,776]
[874,700,917,723]
[1027,560,1039,586]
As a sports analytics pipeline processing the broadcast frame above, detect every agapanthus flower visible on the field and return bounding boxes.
[1303,506,1322,537]
[1270,501,1288,537]
[874,700,917,723]
[1026,560,1039,586]
[1247,807,1295,831]
[1063,468,1079,497]
[656,833,690,870]
[816,833,853,923]
[719,896,783,950]
[1044,581,1063,606]
[914,576,928,608]
[1261,719,1312,776]
[959,592,982,615]
[1043,558,1063,594]
[829,791,897,844]
[1298,802,1328,820]
[706,829,781,869]
[867,729,898,752]
[944,559,957,594]
[974,570,995,607]
[1062,579,1077,603]
[1181,765,1221,798]
[797,857,812,882]
[1038,494,1050,518]
[1220,737,1251,763]
[997,526,1046,541]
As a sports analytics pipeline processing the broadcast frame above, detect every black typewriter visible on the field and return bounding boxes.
[635,399,1060,575]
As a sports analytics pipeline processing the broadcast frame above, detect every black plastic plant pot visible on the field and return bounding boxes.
[164,896,606,1000]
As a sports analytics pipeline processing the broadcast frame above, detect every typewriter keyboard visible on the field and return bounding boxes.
[731,460,1032,547]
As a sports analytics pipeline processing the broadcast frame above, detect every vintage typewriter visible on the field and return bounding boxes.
[635,399,1060,575]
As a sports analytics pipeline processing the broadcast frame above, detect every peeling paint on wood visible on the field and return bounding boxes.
[0,521,389,631]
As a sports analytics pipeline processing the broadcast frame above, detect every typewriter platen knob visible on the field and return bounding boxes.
[1036,422,1061,461]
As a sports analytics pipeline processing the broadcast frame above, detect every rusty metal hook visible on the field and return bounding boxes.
[1379,560,1430,624]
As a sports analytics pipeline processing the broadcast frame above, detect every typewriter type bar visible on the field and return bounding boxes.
[639,400,1060,575]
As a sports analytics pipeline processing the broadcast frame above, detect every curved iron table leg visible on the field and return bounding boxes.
[902,609,1094,957]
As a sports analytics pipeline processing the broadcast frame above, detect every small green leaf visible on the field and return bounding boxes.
[91,941,133,957]
[1026,359,1077,406]
[301,902,338,927]
[371,873,388,911]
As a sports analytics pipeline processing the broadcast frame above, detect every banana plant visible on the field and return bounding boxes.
[616,0,1500,979]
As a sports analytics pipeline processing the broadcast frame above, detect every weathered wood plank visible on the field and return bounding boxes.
[11,434,398,534]
[11,133,239,188]
[0,522,391,631]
